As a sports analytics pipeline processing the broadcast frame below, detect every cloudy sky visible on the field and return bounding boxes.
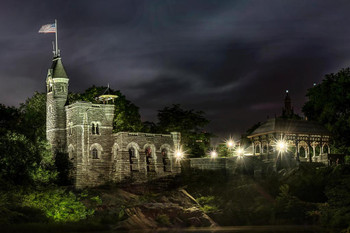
[1,0,350,139]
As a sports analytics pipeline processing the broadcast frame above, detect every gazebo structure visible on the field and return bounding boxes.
[247,91,331,163]
[95,85,118,104]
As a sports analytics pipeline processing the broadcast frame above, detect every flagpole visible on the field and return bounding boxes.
[55,19,58,56]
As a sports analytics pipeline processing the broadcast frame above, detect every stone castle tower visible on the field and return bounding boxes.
[46,55,69,153]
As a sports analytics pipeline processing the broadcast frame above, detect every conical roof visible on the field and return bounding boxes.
[50,56,68,79]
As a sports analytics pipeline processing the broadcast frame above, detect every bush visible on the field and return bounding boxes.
[22,188,94,222]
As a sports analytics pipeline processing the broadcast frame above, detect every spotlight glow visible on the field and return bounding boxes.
[174,146,185,161]
[276,140,288,153]
[236,147,245,156]
[226,139,235,148]
[210,150,218,159]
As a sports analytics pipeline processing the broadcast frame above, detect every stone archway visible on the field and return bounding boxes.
[160,144,172,172]
[127,142,140,172]
[144,144,156,173]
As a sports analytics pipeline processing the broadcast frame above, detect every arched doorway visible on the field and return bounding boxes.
[129,147,139,172]
[145,147,155,172]
[161,148,171,172]
[299,146,306,158]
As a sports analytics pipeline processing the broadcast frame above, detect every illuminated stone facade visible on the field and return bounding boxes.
[248,92,331,163]
[46,55,181,188]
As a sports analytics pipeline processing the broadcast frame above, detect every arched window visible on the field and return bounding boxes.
[91,123,96,134]
[96,124,100,135]
[255,144,261,154]
[91,122,100,135]
[145,147,155,172]
[263,145,268,154]
[92,148,98,159]
[129,147,139,172]
[162,148,170,172]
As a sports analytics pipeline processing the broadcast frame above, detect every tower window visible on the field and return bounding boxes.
[91,123,96,134]
[92,148,98,159]
[96,124,100,135]
[91,123,100,135]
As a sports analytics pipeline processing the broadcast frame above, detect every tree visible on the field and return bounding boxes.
[0,104,22,135]
[302,68,350,154]
[157,104,211,157]
[0,132,39,184]
[19,92,47,141]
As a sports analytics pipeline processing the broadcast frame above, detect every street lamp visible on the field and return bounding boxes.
[226,139,235,149]
[236,147,245,157]
[276,140,288,154]
[210,150,218,159]
[174,146,185,161]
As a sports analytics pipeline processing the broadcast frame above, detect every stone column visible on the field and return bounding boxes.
[267,142,270,160]
[312,142,316,162]
[295,140,300,162]
[252,142,255,156]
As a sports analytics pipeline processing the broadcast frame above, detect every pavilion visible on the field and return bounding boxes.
[247,91,331,163]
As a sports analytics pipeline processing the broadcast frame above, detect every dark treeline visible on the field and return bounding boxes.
[183,163,350,232]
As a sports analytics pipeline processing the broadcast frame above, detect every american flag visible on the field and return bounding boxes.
[38,23,56,33]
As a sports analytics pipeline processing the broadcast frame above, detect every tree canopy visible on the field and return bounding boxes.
[303,68,350,154]
[157,104,212,157]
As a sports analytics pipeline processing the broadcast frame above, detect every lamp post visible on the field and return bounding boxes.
[226,139,235,156]
[275,139,288,170]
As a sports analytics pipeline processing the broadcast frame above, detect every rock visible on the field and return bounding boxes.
[101,186,218,229]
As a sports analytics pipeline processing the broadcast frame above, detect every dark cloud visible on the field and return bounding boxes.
[1,0,350,140]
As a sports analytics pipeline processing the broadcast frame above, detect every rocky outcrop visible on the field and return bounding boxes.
[95,186,217,230]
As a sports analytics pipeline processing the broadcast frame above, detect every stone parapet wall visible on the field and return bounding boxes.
[187,158,227,170]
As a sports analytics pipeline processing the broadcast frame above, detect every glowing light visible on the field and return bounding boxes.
[210,150,218,159]
[236,147,245,156]
[174,146,185,161]
[226,139,235,149]
[276,140,288,153]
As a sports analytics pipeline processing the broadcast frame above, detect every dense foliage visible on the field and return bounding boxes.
[303,68,350,154]
[156,104,212,157]
[184,163,350,231]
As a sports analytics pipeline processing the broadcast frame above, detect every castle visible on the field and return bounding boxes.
[45,54,181,188]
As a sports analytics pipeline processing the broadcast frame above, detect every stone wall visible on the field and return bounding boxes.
[65,102,181,188]
[112,132,181,183]
[66,102,115,188]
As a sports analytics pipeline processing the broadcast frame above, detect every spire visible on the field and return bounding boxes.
[50,57,68,79]
[282,90,293,117]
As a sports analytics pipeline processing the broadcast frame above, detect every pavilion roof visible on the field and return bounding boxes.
[248,118,331,138]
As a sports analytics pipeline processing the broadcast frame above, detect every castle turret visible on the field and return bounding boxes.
[46,55,69,153]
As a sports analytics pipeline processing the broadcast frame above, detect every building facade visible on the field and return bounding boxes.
[248,91,331,163]
[46,55,181,188]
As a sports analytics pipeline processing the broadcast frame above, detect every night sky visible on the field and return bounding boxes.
[1,0,350,140]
